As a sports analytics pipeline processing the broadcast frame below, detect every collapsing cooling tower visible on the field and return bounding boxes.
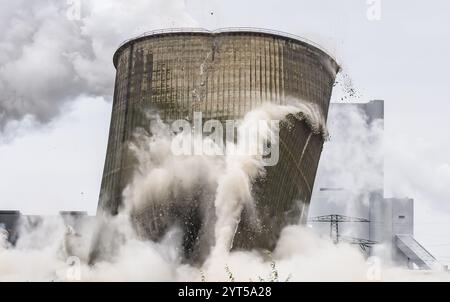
[98,28,339,260]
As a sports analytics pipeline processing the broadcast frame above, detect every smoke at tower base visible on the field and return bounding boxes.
[109,100,328,263]
[1,103,449,281]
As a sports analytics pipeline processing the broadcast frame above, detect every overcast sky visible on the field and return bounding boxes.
[0,0,449,264]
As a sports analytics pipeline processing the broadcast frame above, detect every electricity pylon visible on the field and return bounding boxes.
[308,214,376,251]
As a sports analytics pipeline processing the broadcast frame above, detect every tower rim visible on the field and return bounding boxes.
[112,27,340,71]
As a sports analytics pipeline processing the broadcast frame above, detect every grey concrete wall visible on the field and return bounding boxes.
[369,197,414,265]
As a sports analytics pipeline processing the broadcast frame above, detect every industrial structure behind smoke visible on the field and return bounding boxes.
[97,28,339,260]
[310,100,446,270]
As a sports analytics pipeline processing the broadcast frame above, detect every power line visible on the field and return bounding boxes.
[308,214,375,251]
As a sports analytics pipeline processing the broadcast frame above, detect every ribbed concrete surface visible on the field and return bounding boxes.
[98,30,339,258]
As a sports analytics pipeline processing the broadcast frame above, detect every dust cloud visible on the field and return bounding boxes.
[1,102,449,282]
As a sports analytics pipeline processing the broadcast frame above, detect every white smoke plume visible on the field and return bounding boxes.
[307,102,385,251]
[310,103,384,217]
[0,0,197,133]
[210,101,327,257]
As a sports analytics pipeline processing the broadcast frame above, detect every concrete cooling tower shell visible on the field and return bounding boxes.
[98,28,339,260]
